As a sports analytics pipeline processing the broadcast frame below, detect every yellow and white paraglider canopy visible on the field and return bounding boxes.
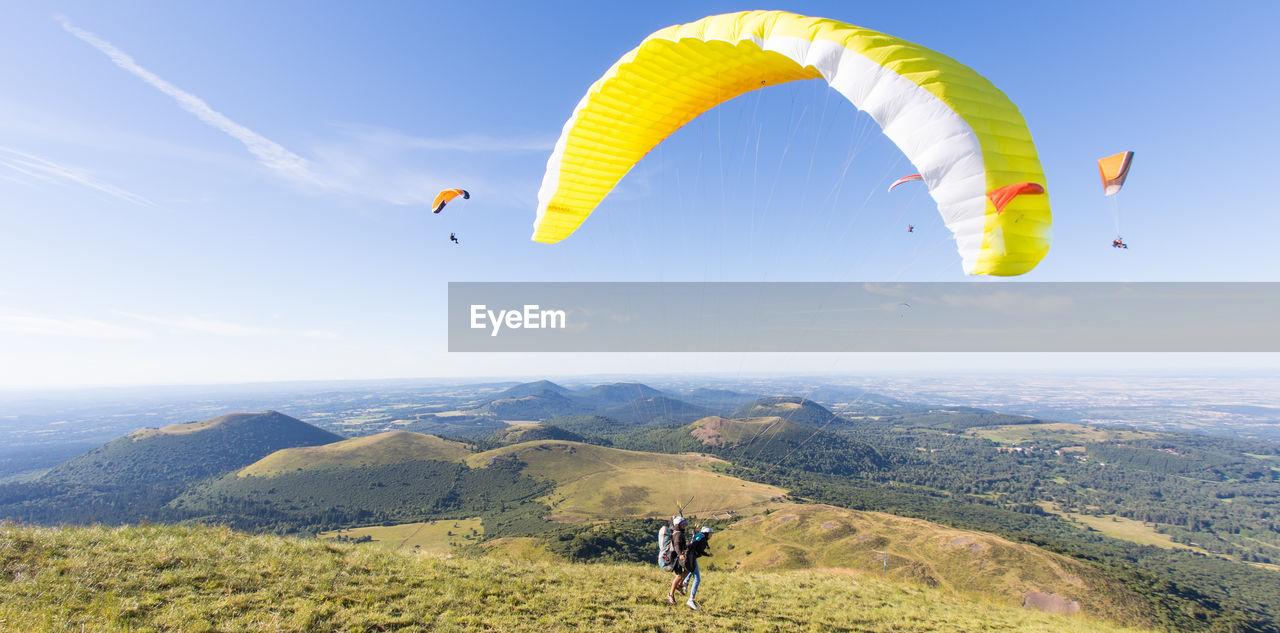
[533,10,1051,276]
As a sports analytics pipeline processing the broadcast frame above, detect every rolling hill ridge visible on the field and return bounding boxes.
[731,396,843,428]
[464,439,784,522]
[239,430,471,477]
[42,411,342,486]
[713,503,1146,621]
[184,430,1149,620]
[487,423,585,446]
[620,414,884,476]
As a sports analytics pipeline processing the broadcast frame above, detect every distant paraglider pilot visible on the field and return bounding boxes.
[907,225,914,233]
[1112,237,1127,249]
[450,233,459,244]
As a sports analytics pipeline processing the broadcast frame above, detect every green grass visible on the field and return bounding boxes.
[1035,503,1211,555]
[480,536,563,563]
[128,412,306,440]
[710,503,1148,623]
[127,418,222,439]
[318,518,484,555]
[1064,514,1199,551]
[466,440,784,522]
[968,423,1156,446]
[239,430,472,477]
[0,523,1150,633]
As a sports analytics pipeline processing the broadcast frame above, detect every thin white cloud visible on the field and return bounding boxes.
[57,17,542,209]
[0,145,151,205]
[0,98,255,170]
[57,16,318,188]
[299,329,341,340]
[120,313,267,336]
[117,311,341,340]
[0,313,148,340]
[334,125,554,153]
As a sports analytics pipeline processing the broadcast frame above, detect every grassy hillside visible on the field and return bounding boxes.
[968,422,1160,447]
[1041,504,1209,553]
[180,432,1153,622]
[487,380,571,401]
[618,416,884,477]
[798,386,905,408]
[678,387,759,411]
[731,397,842,428]
[172,456,549,534]
[877,408,1040,431]
[687,416,792,446]
[480,391,591,420]
[575,382,666,405]
[239,430,471,477]
[42,411,342,486]
[318,517,485,554]
[488,423,585,446]
[175,436,786,532]
[230,433,1150,622]
[0,523,1149,633]
[543,415,644,440]
[712,503,1148,623]
[599,396,712,425]
[466,440,784,522]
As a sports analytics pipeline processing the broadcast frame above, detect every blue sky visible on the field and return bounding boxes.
[2,1,1278,388]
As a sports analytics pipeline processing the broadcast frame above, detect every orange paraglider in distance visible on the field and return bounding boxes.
[432,188,470,214]
[887,174,923,193]
[1098,152,1134,196]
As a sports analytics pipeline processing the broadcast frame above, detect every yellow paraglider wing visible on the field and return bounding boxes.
[533,11,1051,276]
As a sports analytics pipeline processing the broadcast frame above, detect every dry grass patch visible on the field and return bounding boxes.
[318,518,483,555]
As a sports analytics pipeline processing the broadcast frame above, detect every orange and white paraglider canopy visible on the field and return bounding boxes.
[432,188,470,214]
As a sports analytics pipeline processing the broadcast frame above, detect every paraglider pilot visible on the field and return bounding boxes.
[450,233,459,244]
[666,516,688,605]
[682,526,714,611]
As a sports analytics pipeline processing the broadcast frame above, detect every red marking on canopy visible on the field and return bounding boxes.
[987,182,1045,214]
